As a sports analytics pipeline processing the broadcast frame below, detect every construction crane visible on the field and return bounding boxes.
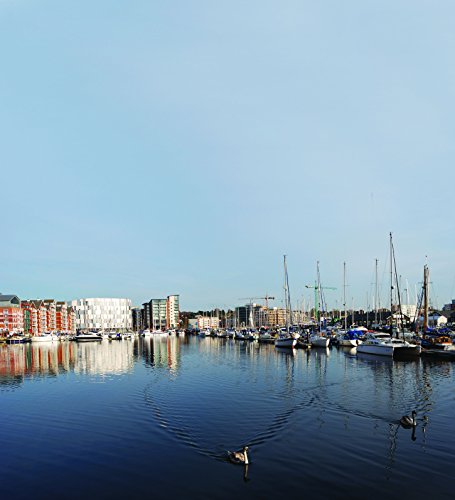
[238,294,275,308]
[305,261,337,325]
[305,283,336,324]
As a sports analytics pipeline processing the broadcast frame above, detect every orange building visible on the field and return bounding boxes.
[21,301,39,334]
[56,301,68,332]
[43,299,57,331]
[0,294,24,334]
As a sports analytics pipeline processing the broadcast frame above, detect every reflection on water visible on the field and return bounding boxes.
[0,336,182,385]
[0,336,454,500]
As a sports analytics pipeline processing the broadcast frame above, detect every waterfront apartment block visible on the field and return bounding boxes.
[43,299,57,331]
[142,294,180,331]
[21,299,76,334]
[266,307,287,327]
[56,302,68,331]
[1,294,75,335]
[142,299,167,330]
[0,294,24,333]
[131,307,143,332]
[234,304,285,328]
[167,295,180,328]
[189,315,220,330]
[71,298,133,331]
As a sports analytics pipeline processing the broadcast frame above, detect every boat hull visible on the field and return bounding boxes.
[393,345,422,357]
[357,344,394,356]
[338,339,358,347]
[311,336,330,348]
[75,335,102,342]
[31,335,59,342]
[275,337,297,348]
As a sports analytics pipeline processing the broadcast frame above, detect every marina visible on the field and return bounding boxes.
[0,335,454,499]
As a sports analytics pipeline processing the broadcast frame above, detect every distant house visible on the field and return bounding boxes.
[419,311,448,327]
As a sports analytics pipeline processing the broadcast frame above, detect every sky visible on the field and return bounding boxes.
[1,0,454,311]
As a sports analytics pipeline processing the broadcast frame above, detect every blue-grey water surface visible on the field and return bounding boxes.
[0,336,454,499]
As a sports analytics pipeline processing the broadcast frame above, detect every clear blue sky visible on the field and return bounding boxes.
[2,1,454,311]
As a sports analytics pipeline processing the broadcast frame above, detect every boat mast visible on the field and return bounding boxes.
[390,232,394,332]
[317,261,321,332]
[283,255,289,332]
[343,262,347,331]
[374,258,378,325]
[390,233,404,337]
[423,264,429,334]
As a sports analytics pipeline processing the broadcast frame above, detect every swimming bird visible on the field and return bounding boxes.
[228,446,249,465]
[400,410,417,428]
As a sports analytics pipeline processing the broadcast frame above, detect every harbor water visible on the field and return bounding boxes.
[0,336,454,499]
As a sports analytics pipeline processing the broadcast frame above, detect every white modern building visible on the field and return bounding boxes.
[71,298,133,331]
[167,294,180,328]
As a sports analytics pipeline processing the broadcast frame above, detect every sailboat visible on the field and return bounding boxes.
[309,262,330,348]
[275,255,297,349]
[419,264,454,352]
[358,234,420,357]
[336,262,362,347]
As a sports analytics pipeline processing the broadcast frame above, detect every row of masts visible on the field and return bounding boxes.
[283,233,431,334]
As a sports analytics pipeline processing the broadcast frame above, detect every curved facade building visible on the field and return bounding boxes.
[71,298,132,331]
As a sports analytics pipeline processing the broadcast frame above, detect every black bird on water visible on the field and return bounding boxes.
[228,446,249,465]
[400,410,417,428]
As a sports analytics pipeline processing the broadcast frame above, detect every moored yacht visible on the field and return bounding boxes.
[31,332,59,342]
[356,334,394,357]
[275,334,297,348]
[336,329,363,347]
[356,333,420,357]
[75,332,102,342]
[274,256,296,349]
[310,332,330,348]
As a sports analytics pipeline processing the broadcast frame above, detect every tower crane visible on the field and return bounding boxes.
[305,284,337,323]
[238,294,275,308]
[305,261,337,326]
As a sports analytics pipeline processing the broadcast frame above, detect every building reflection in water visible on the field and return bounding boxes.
[0,336,183,386]
[0,341,135,381]
[140,336,180,373]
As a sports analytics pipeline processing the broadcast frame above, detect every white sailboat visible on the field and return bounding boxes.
[309,262,331,348]
[275,255,297,349]
[358,234,421,358]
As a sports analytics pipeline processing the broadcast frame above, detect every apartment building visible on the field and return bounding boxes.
[56,301,68,331]
[167,295,180,328]
[43,299,57,331]
[0,294,24,333]
[71,298,133,331]
[142,294,180,330]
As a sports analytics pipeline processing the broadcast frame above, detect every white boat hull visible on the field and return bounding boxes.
[31,335,59,342]
[275,337,297,348]
[357,344,394,356]
[311,336,330,348]
[75,333,102,342]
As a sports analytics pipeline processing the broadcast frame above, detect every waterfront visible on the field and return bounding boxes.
[0,336,454,499]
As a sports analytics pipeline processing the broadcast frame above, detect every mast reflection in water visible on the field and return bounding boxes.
[0,336,453,500]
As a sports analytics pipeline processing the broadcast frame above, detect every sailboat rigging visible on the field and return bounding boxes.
[275,255,297,349]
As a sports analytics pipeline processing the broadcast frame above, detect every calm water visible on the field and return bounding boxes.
[0,336,454,499]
